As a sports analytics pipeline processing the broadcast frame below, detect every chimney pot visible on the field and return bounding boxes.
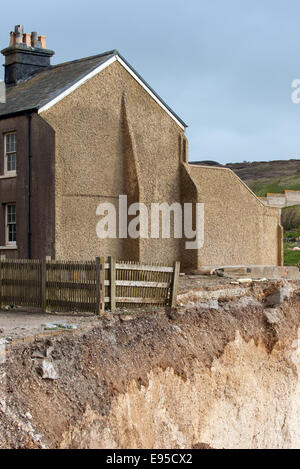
[38,35,47,49]
[14,25,24,45]
[9,31,16,47]
[31,31,38,47]
[15,34,23,45]
[14,25,24,35]
[23,33,31,47]
[2,25,55,85]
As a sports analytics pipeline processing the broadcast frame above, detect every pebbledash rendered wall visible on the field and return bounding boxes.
[181,164,282,269]
[40,60,282,269]
[40,60,185,265]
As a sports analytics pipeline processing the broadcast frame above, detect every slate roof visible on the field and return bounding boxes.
[0,50,187,127]
[0,50,116,118]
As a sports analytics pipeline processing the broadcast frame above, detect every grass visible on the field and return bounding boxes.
[284,226,300,265]
[284,242,300,266]
[285,229,300,238]
[247,173,300,197]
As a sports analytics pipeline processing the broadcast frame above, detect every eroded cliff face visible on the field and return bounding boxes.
[1,281,300,449]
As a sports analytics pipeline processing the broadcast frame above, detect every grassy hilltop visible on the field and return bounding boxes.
[225,159,300,197]
[193,159,300,196]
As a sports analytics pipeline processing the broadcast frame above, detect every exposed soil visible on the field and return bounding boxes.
[0,280,300,449]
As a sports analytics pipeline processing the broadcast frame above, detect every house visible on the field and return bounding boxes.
[0,25,283,270]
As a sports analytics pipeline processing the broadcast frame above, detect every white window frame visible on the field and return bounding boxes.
[5,203,16,246]
[4,132,17,176]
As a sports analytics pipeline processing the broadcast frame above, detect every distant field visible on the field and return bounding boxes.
[226,159,300,182]
[246,174,300,197]
[226,159,300,197]
[192,159,300,197]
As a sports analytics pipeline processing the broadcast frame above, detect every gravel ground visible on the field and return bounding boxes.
[178,274,235,292]
[0,310,99,341]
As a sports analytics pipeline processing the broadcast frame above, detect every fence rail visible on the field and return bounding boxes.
[0,256,180,314]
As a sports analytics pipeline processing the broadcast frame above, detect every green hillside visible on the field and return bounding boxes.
[246,174,300,197]
[193,159,300,197]
[225,159,300,196]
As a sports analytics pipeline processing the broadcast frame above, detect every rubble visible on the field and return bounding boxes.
[38,359,59,380]
[265,282,293,306]
[43,323,78,331]
[264,309,281,325]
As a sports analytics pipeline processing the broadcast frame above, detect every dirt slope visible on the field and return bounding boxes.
[1,281,300,449]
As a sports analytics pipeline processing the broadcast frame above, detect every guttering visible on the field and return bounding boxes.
[0,108,37,120]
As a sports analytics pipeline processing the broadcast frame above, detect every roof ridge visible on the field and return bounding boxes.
[13,49,118,85]
[49,49,118,70]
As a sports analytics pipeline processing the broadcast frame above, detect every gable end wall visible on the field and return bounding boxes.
[41,60,185,263]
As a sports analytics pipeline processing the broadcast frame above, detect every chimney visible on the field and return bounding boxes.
[1,25,55,85]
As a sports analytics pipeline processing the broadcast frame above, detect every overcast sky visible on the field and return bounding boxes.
[1,0,300,164]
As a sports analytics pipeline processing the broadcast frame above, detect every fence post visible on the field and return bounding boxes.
[100,257,106,314]
[96,257,101,315]
[170,261,180,307]
[41,257,47,311]
[109,256,116,312]
[96,257,105,314]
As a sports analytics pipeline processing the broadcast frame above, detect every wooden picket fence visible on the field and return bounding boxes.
[0,256,180,314]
